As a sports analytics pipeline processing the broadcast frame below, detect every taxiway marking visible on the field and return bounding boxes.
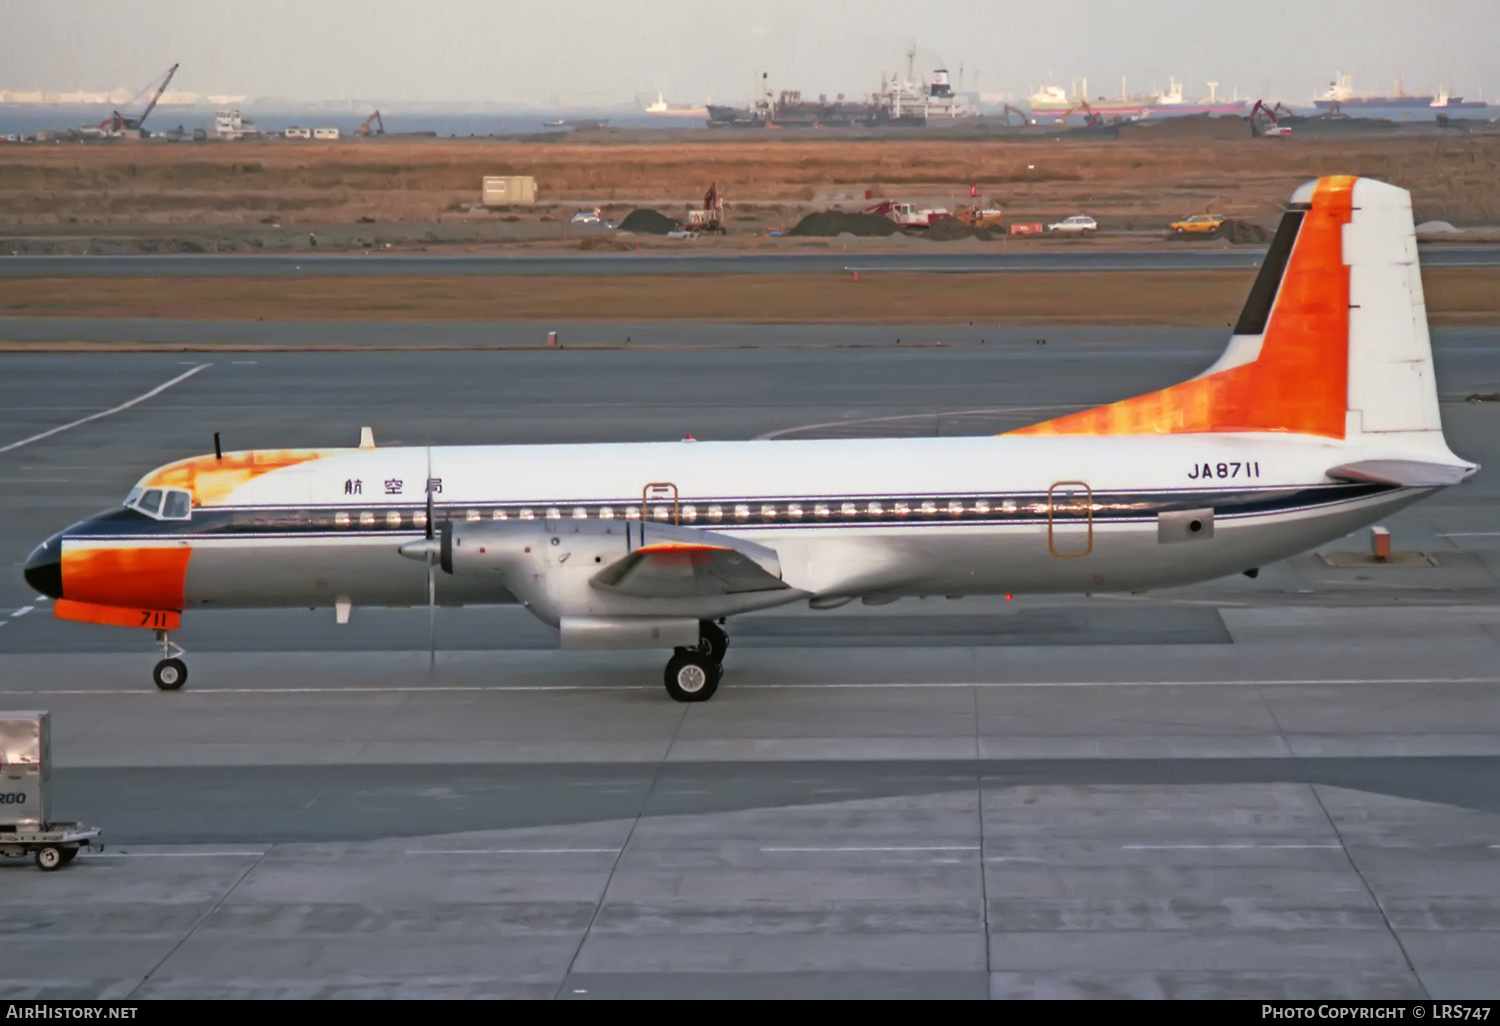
[1123,844,1341,851]
[0,363,211,454]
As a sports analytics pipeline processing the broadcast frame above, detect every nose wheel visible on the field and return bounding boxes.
[152,630,188,691]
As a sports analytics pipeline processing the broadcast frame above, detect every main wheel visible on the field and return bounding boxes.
[694,620,730,664]
[36,846,62,871]
[153,658,187,691]
[664,652,721,703]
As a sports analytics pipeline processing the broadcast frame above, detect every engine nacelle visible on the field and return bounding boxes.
[559,616,700,650]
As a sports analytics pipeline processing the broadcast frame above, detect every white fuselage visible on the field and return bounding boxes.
[93,431,1426,617]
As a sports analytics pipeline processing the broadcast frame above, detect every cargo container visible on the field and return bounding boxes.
[482,175,538,206]
[0,712,102,870]
[284,126,311,140]
[312,127,340,140]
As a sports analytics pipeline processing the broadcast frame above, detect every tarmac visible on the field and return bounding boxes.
[1,246,1499,277]
[2,332,1499,999]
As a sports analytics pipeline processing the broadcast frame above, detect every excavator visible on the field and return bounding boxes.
[97,64,178,138]
[1249,100,1292,138]
[684,182,727,234]
[1054,99,1103,127]
[998,103,1032,127]
[355,111,385,136]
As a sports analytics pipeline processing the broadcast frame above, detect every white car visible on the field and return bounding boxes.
[1047,215,1098,235]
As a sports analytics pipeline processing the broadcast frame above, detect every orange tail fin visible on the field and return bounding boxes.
[1010,175,1356,438]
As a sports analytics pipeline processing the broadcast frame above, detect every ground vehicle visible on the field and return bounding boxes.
[355,111,385,136]
[955,205,1004,229]
[571,208,605,225]
[865,199,951,228]
[1169,214,1224,234]
[1250,100,1293,138]
[684,183,727,234]
[1047,215,1097,235]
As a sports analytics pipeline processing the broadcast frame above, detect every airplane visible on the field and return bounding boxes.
[23,176,1477,701]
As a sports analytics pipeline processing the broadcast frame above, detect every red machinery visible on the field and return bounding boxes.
[1250,100,1293,137]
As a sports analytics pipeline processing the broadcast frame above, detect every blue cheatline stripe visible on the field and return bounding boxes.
[62,483,1396,542]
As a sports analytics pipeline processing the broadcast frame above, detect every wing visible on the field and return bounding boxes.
[592,534,789,599]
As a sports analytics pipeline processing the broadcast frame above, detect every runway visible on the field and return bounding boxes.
[1,246,1498,278]
[3,332,1500,998]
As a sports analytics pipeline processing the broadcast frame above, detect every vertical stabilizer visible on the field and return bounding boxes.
[1008,175,1457,459]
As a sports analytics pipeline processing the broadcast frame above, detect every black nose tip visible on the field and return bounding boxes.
[23,535,62,599]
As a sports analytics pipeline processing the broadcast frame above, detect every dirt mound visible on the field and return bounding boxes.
[789,211,901,237]
[923,217,977,241]
[1118,115,1254,141]
[617,208,679,234]
[1218,219,1273,243]
[1166,218,1273,244]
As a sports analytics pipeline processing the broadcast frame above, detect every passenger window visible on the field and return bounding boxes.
[138,489,164,516]
[162,490,191,520]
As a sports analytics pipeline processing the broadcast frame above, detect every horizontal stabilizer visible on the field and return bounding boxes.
[1326,460,1475,487]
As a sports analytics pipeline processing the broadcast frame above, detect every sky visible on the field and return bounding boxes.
[4,0,1499,106]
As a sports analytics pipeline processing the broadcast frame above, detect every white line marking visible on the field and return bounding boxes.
[33,595,49,603]
[406,848,619,855]
[1437,532,1500,538]
[0,364,211,454]
[761,845,979,853]
[10,605,32,618]
[88,851,268,858]
[2,678,1498,698]
[1122,844,1341,851]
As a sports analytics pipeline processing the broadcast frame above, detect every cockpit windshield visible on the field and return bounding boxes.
[124,486,192,521]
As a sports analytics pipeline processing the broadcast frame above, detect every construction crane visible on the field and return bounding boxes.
[354,110,385,136]
[99,64,178,138]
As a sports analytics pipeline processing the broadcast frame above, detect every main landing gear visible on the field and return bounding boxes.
[152,629,188,691]
[663,620,729,703]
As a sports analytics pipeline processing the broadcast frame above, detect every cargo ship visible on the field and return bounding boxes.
[645,93,709,117]
[706,55,975,128]
[1026,77,1247,120]
[1313,73,1487,110]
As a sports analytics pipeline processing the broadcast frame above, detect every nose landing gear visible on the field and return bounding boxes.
[152,629,188,691]
[662,620,730,703]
